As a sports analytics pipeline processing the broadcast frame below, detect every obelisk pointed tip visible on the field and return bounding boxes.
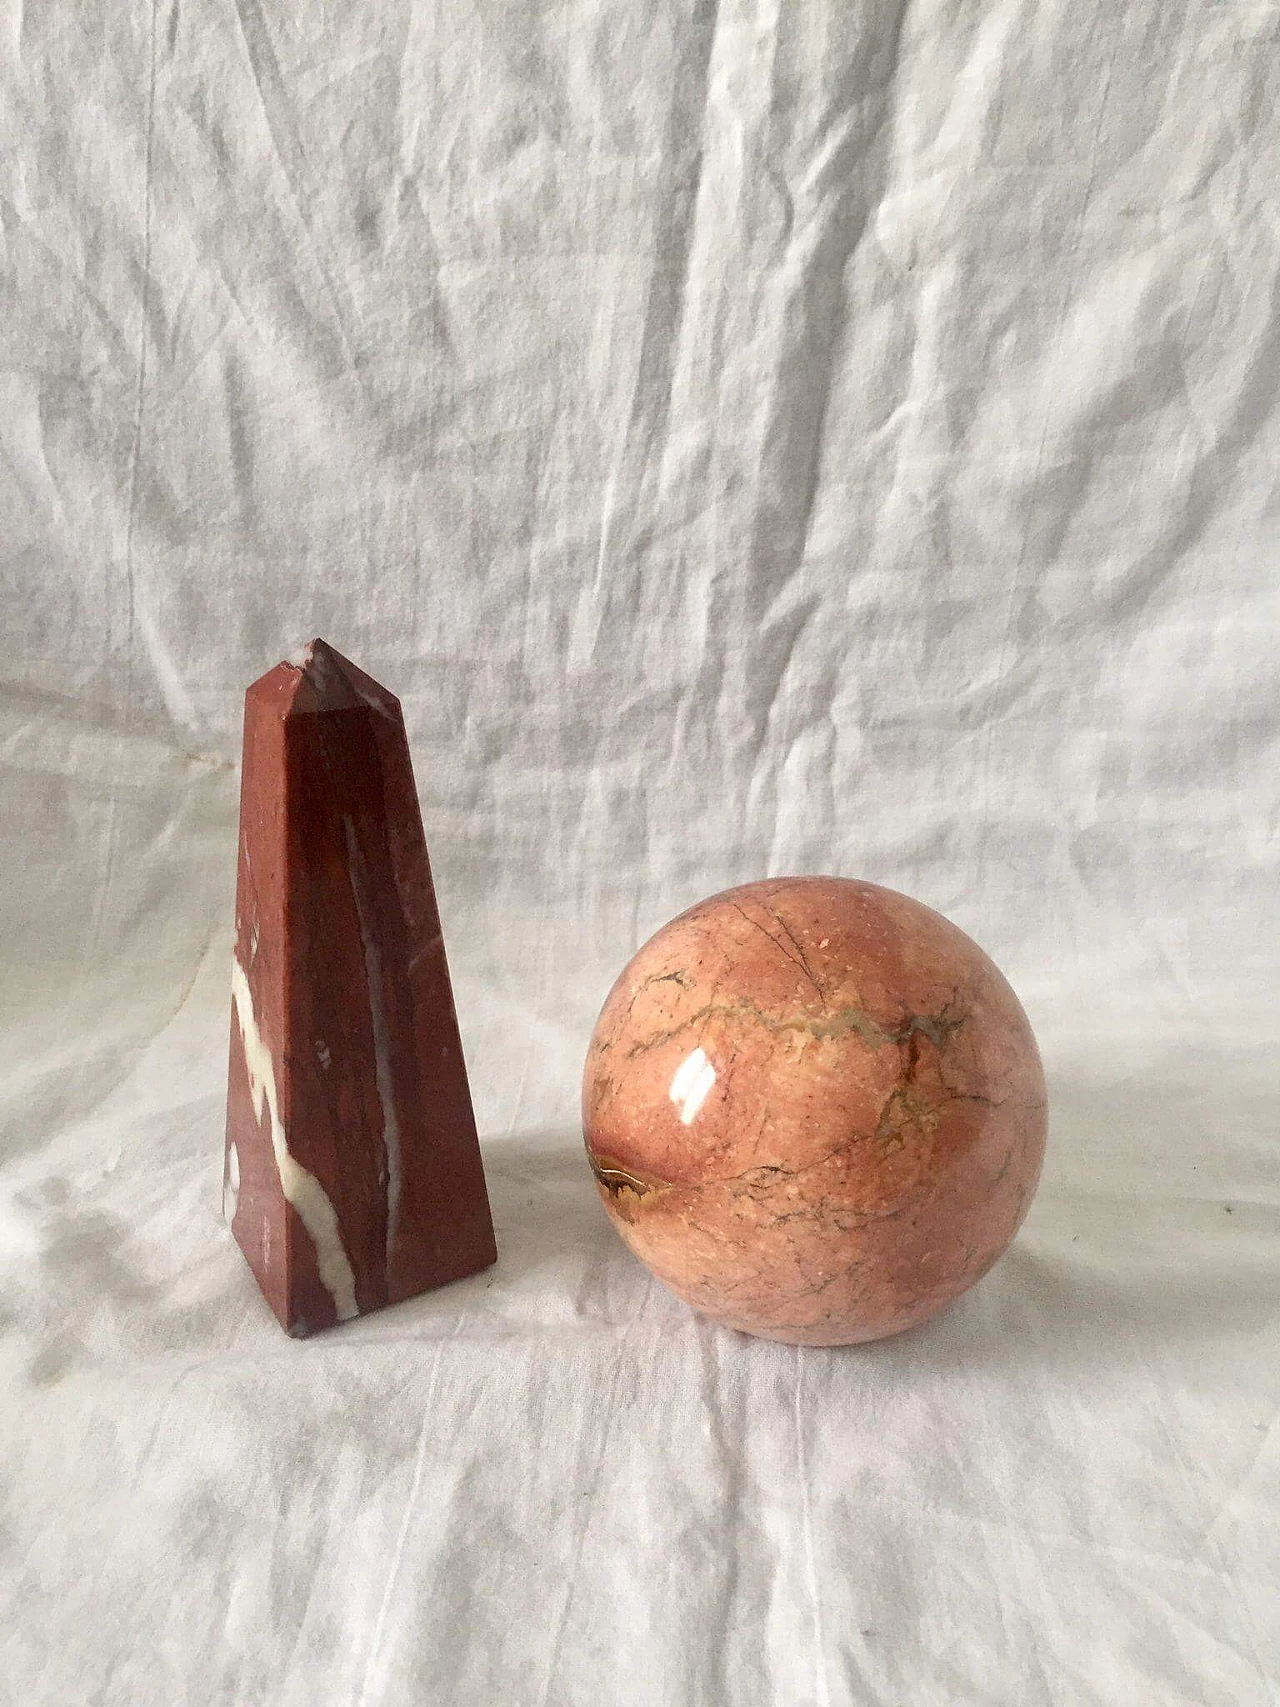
[298,637,357,676]
[246,640,401,720]
[284,639,322,670]
[307,642,402,721]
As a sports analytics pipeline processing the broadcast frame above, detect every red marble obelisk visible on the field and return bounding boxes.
[223,639,496,1334]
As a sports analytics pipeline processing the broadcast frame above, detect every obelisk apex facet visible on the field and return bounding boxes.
[224,639,496,1334]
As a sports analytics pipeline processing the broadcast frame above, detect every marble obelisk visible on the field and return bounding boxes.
[223,640,496,1334]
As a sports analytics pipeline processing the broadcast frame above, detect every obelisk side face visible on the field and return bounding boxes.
[224,641,496,1335]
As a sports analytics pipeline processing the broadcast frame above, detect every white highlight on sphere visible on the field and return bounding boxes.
[669,1046,717,1125]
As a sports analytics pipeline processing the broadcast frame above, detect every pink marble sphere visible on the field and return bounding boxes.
[582,878,1047,1345]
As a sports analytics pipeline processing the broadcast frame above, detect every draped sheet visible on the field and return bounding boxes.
[2,2,1277,1701]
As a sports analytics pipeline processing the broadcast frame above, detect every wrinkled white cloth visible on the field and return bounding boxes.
[1,2,1277,1703]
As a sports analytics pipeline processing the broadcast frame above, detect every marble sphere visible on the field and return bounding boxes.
[582,877,1047,1345]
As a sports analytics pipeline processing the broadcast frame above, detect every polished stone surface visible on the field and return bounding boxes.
[224,640,495,1334]
[583,877,1047,1345]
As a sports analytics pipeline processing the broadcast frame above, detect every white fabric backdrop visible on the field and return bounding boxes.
[2,2,1277,1702]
